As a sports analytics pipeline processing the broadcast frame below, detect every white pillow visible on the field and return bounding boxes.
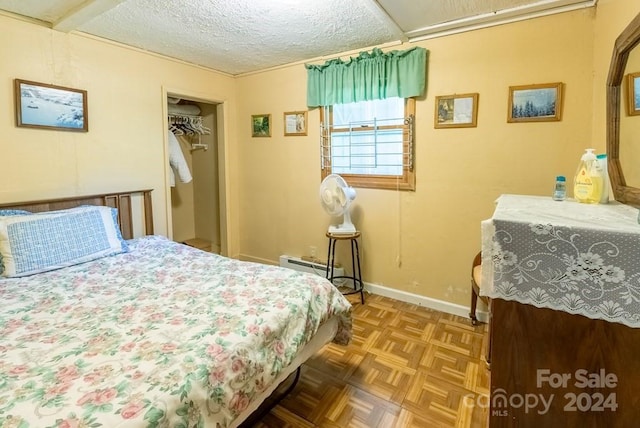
[0,205,128,278]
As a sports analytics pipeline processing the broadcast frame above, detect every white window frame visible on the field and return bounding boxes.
[320,98,415,191]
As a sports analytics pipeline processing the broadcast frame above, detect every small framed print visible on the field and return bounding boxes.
[284,111,307,136]
[508,82,564,123]
[434,93,479,128]
[251,114,271,137]
[625,72,640,116]
[14,79,88,132]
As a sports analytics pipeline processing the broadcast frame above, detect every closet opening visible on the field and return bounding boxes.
[165,92,225,255]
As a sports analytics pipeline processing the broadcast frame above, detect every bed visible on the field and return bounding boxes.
[0,190,352,427]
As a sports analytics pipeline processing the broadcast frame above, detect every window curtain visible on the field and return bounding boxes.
[306,47,428,107]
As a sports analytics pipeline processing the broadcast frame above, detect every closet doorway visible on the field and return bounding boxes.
[165,90,226,255]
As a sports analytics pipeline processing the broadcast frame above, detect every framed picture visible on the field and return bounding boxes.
[14,79,88,132]
[508,82,563,123]
[434,93,479,128]
[284,111,307,136]
[251,114,271,137]
[625,72,640,116]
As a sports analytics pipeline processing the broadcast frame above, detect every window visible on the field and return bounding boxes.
[320,97,415,190]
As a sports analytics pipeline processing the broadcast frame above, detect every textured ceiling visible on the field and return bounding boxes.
[0,0,596,75]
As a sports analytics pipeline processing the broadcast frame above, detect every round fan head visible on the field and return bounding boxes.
[320,174,351,216]
[319,174,357,234]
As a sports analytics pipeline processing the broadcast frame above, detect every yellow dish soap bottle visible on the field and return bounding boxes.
[573,148,602,204]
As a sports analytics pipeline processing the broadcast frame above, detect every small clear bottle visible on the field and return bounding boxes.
[553,176,566,201]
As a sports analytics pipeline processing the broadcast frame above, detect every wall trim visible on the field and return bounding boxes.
[239,254,278,265]
[240,253,489,323]
[363,281,489,323]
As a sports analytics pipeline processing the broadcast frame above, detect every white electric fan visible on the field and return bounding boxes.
[320,174,357,234]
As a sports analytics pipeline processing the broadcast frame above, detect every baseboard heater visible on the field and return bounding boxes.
[279,255,344,278]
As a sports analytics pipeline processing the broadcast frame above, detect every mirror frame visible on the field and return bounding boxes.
[607,12,640,207]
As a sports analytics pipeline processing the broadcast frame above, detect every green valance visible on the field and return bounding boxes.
[306,47,428,107]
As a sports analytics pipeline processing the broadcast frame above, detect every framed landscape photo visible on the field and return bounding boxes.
[14,79,88,132]
[625,72,640,116]
[284,111,307,136]
[251,113,271,137]
[508,82,563,123]
[434,93,479,128]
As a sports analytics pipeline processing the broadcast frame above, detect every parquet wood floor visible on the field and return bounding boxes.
[252,294,490,428]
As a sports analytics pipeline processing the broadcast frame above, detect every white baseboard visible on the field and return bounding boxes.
[239,254,489,323]
[364,281,489,324]
[239,254,277,265]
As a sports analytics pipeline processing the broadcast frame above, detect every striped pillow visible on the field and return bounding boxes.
[0,206,128,278]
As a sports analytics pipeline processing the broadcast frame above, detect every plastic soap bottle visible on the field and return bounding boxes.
[596,153,609,204]
[573,148,603,204]
[553,176,566,201]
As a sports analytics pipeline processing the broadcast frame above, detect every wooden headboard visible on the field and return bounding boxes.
[0,189,153,240]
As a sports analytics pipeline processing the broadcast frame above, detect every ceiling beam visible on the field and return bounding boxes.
[363,0,408,42]
[53,0,127,32]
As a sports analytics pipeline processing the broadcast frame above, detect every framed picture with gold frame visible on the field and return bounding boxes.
[14,78,88,132]
[507,82,563,123]
[434,93,479,128]
[251,114,271,137]
[283,111,307,136]
[625,72,640,116]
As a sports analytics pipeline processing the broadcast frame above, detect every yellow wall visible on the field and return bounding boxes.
[2,1,640,309]
[0,14,240,256]
[236,4,638,308]
[238,0,640,305]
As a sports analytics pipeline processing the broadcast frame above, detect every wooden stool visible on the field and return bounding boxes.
[326,231,365,304]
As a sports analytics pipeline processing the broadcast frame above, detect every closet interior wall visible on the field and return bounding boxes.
[170,99,221,254]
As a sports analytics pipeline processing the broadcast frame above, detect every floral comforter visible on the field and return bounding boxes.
[0,236,352,427]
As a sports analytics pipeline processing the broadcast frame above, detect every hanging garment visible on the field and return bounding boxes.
[169,167,176,187]
[168,130,192,184]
